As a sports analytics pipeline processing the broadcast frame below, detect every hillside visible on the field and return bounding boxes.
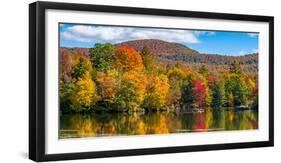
[116,39,200,57]
[60,39,258,73]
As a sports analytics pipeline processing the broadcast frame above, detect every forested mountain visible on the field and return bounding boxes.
[116,39,200,57]
[60,39,258,73]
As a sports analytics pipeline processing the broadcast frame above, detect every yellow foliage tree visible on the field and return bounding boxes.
[115,71,147,111]
[70,71,97,112]
[143,74,170,110]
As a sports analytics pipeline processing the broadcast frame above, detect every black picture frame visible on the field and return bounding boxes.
[29,1,274,162]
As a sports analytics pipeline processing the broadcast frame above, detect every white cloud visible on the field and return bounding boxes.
[61,25,215,44]
[247,33,259,37]
[129,29,200,44]
[62,31,92,42]
[239,51,247,55]
[193,31,216,36]
[62,25,132,43]
[252,48,258,53]
[237,49,258,55]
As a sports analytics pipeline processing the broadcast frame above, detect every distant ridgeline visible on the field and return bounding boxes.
[60,39,258,73]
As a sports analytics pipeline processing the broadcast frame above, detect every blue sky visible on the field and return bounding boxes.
[60,23,258,56]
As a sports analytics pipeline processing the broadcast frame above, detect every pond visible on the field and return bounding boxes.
[59,108,258,139]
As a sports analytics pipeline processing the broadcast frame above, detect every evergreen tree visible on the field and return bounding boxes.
[211,80,226,108]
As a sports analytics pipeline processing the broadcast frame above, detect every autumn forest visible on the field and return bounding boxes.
[59,25,259,138]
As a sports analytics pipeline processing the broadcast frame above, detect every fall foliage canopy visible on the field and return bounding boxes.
[59,43,258,113]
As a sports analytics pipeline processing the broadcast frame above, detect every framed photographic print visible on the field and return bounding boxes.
[29,1,274,162]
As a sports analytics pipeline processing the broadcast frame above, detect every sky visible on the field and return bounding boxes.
[60,23,258,56]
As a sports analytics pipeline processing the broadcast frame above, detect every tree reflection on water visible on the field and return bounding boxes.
[60,108,258,139]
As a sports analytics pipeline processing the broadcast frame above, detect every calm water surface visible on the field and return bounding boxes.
[59,108,258,139]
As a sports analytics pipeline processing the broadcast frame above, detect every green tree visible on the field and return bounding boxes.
[225,74,249,106]
[232,76,249,105]
[72,57,92,79]
[181,74,195,106]
[90,43,115,71]
[251,79,258,109]
[211,80,226,108]
[140,46,154,72]
[199,65,209,77]
[59,81,75,113]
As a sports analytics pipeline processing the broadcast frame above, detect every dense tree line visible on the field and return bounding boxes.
[60,43,258,113]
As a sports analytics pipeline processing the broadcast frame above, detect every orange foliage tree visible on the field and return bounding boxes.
[95,70,118,105]
[114,46,144,71]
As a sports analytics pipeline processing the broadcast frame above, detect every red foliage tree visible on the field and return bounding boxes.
[193,79,207,106]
